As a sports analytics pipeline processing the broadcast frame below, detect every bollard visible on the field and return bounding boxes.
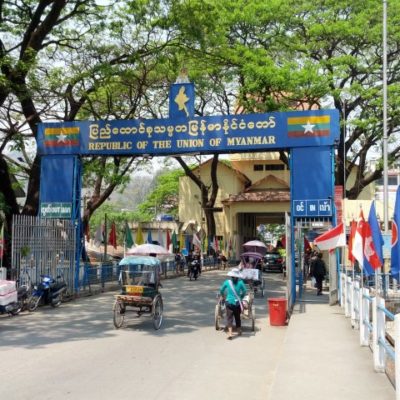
[373,296,386,372]
[395,314,400,400]
[345,276,351,318]
[360,288,370,347]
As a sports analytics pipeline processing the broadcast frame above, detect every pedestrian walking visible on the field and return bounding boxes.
[310,252,326,295]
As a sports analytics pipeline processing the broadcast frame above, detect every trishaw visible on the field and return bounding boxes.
[239,251,265,298]
[113,256,163,330]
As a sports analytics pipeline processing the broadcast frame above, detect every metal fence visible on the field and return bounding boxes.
[340,270,400,399]
[11,215,76,291]
[10,216,229,296]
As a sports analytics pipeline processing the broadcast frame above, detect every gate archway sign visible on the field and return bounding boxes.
[38,82,340,302]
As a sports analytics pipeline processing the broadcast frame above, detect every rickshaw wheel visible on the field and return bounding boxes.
[251,305,256,332]
[152,295,163,330]
[113,300,125,329]
[214,304,221,330]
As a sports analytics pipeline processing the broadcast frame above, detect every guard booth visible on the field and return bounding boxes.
[33,77,339,307]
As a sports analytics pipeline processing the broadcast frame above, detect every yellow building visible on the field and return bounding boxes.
[179,152,395,260]
[179,152,291,257]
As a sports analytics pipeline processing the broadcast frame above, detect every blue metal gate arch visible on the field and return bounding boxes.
[38,81,340,305]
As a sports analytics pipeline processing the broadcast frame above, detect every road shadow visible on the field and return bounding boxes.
[0,269,287,347]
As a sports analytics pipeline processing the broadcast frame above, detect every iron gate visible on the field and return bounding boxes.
[11,215,76,292]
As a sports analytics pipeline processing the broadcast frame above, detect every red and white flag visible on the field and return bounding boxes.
[193,233,202,249]
[314,223,346,251]
[353,209,381,271]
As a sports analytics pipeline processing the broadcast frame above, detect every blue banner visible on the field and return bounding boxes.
[37,109,340,157]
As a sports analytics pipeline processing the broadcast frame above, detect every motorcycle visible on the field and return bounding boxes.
[27,274,67,312]
[188,260,200,281]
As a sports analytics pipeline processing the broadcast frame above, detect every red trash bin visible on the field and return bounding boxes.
[268,298,287,326]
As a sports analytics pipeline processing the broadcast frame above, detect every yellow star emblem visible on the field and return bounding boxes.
[174,86,189,117]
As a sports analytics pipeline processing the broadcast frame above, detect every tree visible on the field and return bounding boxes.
[0,0,186,267]
[168,0,400,199]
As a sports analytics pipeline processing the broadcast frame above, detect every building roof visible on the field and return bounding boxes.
[245,174,289,192]
[222,191,290,204]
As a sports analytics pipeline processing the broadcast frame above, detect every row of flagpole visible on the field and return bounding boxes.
[87,218,237,258]
[314,186,400,292]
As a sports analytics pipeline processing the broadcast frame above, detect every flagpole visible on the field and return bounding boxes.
[103,213,107,262]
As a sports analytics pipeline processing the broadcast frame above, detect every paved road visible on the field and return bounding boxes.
[0,270,287,400]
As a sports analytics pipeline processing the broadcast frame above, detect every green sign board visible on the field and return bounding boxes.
[40,202,72,218]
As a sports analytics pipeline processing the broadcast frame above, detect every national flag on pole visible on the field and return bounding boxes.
[391,186,400,276]
[147,230,153,244]
[124,222,134,248]
[135,224,144,245]
[108,222,117,249]
[193,233,202,249]
[166,229,171,251]
[365,201,384,271]
[0,224,4,258]
[348,219,357,264]
[179,231,184,250]
[353,209,381,275]
[314,223,346,251]
[171,230,177,250]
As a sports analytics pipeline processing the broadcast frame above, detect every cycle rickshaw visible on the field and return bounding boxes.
[239,251,265,298]
[113,255,163,330]
[214,268,256,332]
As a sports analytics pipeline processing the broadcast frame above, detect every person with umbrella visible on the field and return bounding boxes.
[219,268,247,340]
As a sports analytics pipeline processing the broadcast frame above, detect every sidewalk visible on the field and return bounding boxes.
[268,285,395,400]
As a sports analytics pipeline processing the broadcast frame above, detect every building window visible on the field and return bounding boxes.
[376,176,398,186]
[265,164,285,171]
[254,164,264,171]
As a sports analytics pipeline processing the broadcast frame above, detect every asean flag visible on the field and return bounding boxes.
[314,222,346,250]
[391,186,400,277]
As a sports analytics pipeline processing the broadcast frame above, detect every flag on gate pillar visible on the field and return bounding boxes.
[108,222,117,249]
[314,223,346,250]
[391,186,400,276]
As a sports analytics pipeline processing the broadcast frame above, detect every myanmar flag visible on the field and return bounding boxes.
[287,115,330,138]
[44,126,80,148]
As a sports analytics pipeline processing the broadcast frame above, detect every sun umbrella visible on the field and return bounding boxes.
[126,243,170,256]
[242,240,268,255]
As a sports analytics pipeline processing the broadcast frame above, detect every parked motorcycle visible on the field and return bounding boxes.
[188,260,200,281]
[27,274,67,312]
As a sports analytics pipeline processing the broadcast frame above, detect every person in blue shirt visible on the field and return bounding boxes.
[220,268,247,340]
